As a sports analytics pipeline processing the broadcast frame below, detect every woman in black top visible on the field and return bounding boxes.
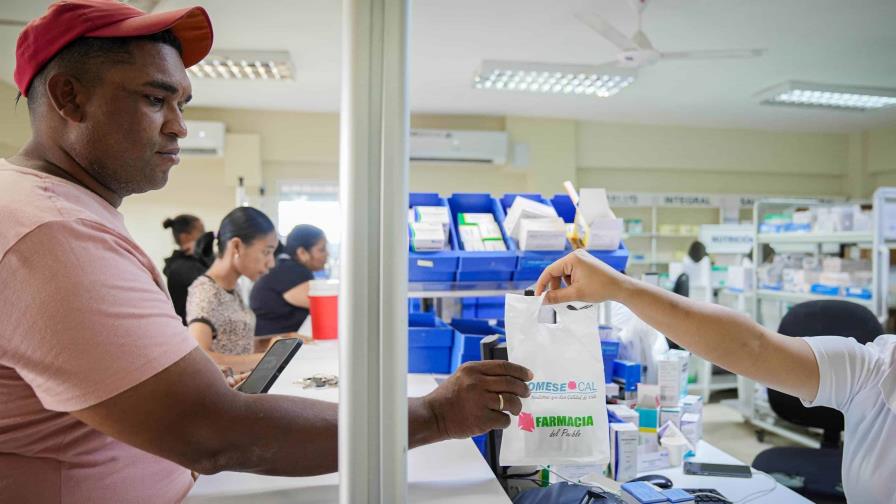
[250,224,328,349]
[161,214,207,324]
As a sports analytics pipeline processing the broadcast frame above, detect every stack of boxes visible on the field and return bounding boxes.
[608,404,640,482]
[503,196,567,251]
[762,254,873,299]
[409,205,451,252]
[759,204,871,234]
[458,213,507,251]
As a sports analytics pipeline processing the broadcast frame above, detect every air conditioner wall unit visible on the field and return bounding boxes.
[182,120,226,156]
[409,129,508,164]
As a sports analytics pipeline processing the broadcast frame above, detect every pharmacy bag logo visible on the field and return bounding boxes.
[518,411,594,432]
[518,412,535,432]
[527,380,597,395]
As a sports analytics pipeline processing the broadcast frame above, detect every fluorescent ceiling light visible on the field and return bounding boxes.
[756,81,896,111]
[188,50,294,81]
[473,60,635,97]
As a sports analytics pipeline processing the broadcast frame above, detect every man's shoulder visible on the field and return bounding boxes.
[0,162,123,260]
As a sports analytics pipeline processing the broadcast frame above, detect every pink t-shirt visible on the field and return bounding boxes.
[0,160,198,503]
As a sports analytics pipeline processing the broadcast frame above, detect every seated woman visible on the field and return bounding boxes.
[186,207,279,372]
[161,214,206,324]
[250,224,328,350]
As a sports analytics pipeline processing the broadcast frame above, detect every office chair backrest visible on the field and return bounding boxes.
[672,273,689,298]
[771,300,883,447]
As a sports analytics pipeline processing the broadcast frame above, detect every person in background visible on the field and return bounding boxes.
[251,224,328,351]
[162,213,206,323]
[187,206,276,372]
[536,250,896,503]
[1,3,530,502]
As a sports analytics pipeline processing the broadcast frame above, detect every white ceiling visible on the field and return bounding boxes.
[2,0,896,132]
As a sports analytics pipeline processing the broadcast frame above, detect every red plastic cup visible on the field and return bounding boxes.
[309,280,339,340]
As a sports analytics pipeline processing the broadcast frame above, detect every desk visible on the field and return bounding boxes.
[188,341,808,504]
[187,340,510,504]
[642,441,812,503]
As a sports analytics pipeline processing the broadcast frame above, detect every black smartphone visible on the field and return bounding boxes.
[683,462,752,478]
[237,338,303,394]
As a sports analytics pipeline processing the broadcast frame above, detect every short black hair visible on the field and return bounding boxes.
[687,240,708,263]
[216,207,276,257]
[18,30,182,108]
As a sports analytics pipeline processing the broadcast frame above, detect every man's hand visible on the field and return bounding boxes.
[534,248,631,305]
[422,360,533,440]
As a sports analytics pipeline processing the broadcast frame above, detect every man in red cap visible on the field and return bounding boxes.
[0,2,531,502]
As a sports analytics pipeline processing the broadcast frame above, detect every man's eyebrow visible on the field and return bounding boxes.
[143,80,192,102]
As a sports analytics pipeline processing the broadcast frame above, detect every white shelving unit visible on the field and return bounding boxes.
[757,231,873,244]
[751,199,885,323]
[755,288,874,308]
[734,190,896,448]
[622,204,724,270]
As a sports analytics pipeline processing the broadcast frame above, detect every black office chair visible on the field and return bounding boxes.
[672,273,690,298]
[665,274,690,351]
[481,335,509,482]
[752,300,883,503]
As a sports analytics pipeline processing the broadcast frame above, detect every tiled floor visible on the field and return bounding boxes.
[701,391,802,465]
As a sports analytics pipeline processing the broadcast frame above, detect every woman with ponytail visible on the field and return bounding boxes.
[186,207,279,371]
[161,214,206,324]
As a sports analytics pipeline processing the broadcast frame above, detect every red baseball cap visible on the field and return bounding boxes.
[14,0,214,97]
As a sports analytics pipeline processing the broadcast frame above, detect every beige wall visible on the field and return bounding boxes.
[0,81,32,157]
[5,79,896,270]
[863,125,896,195]
[576,122,848,196]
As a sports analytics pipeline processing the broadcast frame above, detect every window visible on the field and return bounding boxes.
[278,182,341,260]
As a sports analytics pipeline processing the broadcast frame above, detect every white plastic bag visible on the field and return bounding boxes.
[500,293,610,467]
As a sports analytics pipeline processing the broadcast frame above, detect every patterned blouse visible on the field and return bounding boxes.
[186,275,255,355]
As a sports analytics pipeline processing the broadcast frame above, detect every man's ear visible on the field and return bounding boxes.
[45,73,87,123]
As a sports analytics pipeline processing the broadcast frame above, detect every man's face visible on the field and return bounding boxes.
[69,42,192,197]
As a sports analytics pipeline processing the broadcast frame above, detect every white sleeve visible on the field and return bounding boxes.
[801,336,884,413]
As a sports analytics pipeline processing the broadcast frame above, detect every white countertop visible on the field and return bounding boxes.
[188,340,809,503]
[187,340,510,504]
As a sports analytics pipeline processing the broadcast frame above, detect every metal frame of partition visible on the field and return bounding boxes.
[338,1,410,502]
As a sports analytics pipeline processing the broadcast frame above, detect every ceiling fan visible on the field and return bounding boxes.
[474,0,766,97]
[578,0,766,69]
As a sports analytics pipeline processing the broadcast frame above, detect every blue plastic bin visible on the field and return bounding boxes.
[476,296,506,319]
[846,287,872,300]
[447,193,518,281]
[810,284,842,297]
[449,318,506,372]
[600,340,620,384]
[500,193,571,281]
[460,299,477,318]
[408,312,456,374]
[460,297,505,319]
[550,194,630,273]
[408,193,460,282]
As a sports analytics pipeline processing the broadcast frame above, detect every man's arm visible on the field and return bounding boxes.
[535,250,820,402]
[72,348,531,476]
